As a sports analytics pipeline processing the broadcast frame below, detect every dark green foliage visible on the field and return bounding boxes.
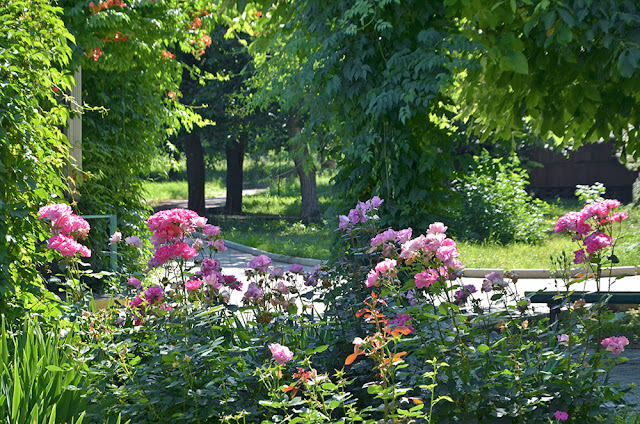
[453,0,640,155]
[451,152,549,244]
[244,0,476,228]
[0,0,73,315]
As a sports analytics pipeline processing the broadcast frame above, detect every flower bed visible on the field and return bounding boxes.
[11,199,637,423]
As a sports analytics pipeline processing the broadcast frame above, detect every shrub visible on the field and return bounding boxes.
[451,151,548,244]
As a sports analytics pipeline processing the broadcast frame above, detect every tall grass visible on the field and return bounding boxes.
[0,318,88,424]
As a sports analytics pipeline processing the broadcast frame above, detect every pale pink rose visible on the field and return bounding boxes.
[248,254,272,272]
[366,269,380,287]
[289,264,305,274]
[269,343,294,365]
[415,269,439,289]
[270,266,284,278]
[427,222,447,235]
[127,277,142,289]
[125,235,143,248]
[374,258,397,275]
[109,231,122,245]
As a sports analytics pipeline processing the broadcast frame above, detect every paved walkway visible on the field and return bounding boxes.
[151,188,267,212]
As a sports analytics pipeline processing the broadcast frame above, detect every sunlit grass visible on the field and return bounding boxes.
[216,218,333,260]
[142,180,226,205]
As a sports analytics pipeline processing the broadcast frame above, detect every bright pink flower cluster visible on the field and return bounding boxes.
[554,199,626,264]
[269,343,294,365]
[338,196,383,231]
[366,221,465,293]
[38,203,91,258]
[601,336,629,355]
[146,209,225,269]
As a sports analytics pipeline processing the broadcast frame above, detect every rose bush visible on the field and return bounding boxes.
[33,200,635,423]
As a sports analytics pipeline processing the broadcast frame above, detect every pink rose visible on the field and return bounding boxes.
[415,269,439,289]
[144,286,164,304]
[366,269,380,287]
[125,235,143,248]
[248,254,272,272]
[185,279,203,291]
[109,231,122,245]
[554,410,568,421]
[127,277,142,289]
[269,343,294,365]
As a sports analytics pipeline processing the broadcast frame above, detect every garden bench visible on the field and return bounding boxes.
[525,291,640,323]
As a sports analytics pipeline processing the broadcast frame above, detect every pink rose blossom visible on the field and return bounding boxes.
[427,222,447,234]
[601,336,629,355]
[144,286,164,304]
[269,343,294,365]
[374,258,397,275]
[395,228,412,243]
[366,269,380,287]
[583,232,612,254]
[38,203,72,221]
[289,263,305,274]
[210,239,227,252]
[243,282,264,302]
[109,231,122,245]
[192,216,208,228]
[270,266,284,278]
[415,269,439,289]
[202,224,221,237]
[248,254,272,272]
[127,277,142,289]
[125,235,143,248]
[554,410,568,421]
[573,249,587,264]
[557,334,569,346]
[611,212,628,222]
[368,196,383,210]
[338,215,351,230]
[129,295,144,309]
[370,229,397,248]
[185,279,203,291]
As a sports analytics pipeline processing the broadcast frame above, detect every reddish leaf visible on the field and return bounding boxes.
[345,352,360,365]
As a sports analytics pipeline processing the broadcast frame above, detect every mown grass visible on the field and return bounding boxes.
[142,180,226,205]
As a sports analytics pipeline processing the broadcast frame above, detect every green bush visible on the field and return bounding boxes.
[451,151,548,244]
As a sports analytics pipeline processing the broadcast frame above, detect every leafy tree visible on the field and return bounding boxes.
[58,0,216,272]
[178,27,282,215]
[228,0,474,228]
[0,0,74,315]
[450,0,640,154]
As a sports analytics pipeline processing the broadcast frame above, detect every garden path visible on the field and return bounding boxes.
[151,188,267,211]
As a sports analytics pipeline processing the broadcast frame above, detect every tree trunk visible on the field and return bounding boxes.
[288,116,321,221]
[184,129,206,215]
[225,134,245,214]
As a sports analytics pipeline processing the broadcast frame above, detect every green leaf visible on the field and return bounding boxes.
[501,50,529,74]
[477,344,490,353]
[45,365,64,372]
